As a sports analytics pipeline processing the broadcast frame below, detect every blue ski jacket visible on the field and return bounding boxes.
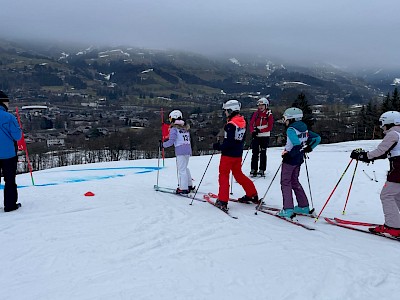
[283,121,321,165]
[0,106,22,159]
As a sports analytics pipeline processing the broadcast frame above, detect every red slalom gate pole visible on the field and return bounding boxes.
[315,159,354,222]
[161,108,165,167]
[342,160,359,215]
[15,107,35,185]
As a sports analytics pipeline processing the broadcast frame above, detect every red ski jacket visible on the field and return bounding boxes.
[249,109,274,137]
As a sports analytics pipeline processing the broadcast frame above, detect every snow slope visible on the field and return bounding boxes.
[1,141,399,300]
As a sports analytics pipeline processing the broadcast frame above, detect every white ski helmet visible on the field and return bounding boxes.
[222,99,241,113]
[257,96,270,107]
[379,111,400,128]
[283,107,303,121]
[169,110,183,120]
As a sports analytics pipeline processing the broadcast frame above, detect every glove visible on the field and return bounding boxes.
[358,152,371,163]
[303,144,312,153]
[350,149,370,163]
[252,128,260,138]
[213,142,221,151]
[281,150,289,159]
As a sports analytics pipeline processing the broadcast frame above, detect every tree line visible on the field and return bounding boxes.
[358,87,399,139]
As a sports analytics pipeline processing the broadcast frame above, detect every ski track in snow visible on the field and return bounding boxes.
[0,141,400,299]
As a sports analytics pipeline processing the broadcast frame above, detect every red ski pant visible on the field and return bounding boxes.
[218,155,257,202]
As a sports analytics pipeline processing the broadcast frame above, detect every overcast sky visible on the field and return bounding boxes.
[0,0,399,69]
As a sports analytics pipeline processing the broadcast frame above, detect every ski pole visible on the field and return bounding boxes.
[342,160,359,215]
[190,153,214,205]
[362,169,373,181]
[315,158,354,222]
[176,157,180,188]
[229,174,234,195]
[156,142,161,187]
[242,139,253,166]
[255,162,282,213]
[303,154,314,209]
[373,170,378,182]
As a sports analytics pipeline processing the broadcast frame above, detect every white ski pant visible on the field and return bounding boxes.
[380,181,400,228]
[176,155,192,190]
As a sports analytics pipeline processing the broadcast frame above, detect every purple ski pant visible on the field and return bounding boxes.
[280,163,309,209]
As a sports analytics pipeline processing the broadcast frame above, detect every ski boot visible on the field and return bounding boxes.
[238,194,259,204]
[4,203,21,212]
[215,199,228,211]
[188,185,196,192]
[369,224,400,237]
[294,206,314,216]
[257,170,265,177]
[278,208,295,219]
[250,169,258,177]
[176,188,190,195]
[238,195,251,203]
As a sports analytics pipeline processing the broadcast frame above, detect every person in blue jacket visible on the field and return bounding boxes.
[0,91,22,212]
[279,107,321,219]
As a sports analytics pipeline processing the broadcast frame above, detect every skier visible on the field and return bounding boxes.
[249,96,274,177]
[162,110,194,194]
[350,111,400,237]
[279,107,321,219]
[213,100,258,211]
[0,91,22,212]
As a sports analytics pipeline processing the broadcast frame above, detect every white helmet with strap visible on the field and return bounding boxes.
[257,96,270,107]
[283,107,303,121]
[379,111,400,128]
[169,110,183,120]
[222,99,241,113]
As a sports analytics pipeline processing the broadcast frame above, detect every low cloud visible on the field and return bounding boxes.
[0,0,399,69]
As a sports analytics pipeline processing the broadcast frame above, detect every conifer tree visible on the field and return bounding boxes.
[380,88,399,113]
[392,87,400,111]
[359,101,379,139]
[292,93,314,128]
[381,92,392,112]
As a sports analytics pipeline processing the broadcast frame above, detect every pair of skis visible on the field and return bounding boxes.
[256,206,400,240]
[154,185,238,218]
[153,185,206,202]
[324,217,400,242]
[256,204,316,230]
[259,205,400,240]
[203,193,239,219]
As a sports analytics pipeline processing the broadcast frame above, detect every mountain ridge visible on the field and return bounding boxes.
[1,38,398,105]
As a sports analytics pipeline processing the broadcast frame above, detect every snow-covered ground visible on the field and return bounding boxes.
[1,140,399,300]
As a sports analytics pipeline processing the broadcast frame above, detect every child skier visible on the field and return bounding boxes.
[350,111,400,237]
[249,96,274,177]
[213,100,258,211]
[279,107,321,219]
[162,110,194,194]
